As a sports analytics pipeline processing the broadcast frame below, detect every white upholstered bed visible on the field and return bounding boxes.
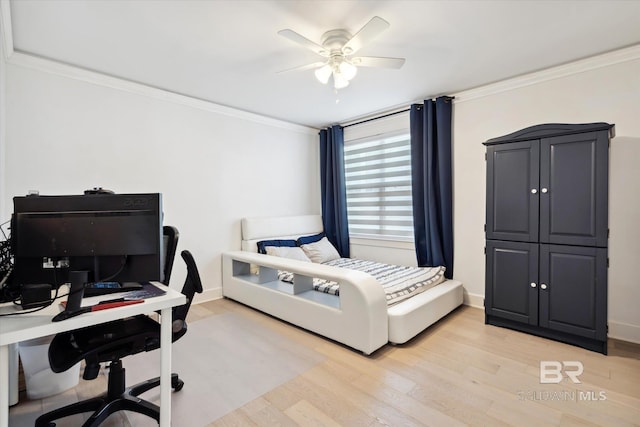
[222,215,463,355]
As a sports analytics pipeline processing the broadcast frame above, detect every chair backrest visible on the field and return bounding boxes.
[162,226,179,285]
[172,250,203,340]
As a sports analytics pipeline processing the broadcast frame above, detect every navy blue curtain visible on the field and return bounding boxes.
[410,97,453,278]
[319,125,350,257]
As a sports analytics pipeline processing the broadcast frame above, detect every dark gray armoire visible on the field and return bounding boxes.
[483,123,614,354]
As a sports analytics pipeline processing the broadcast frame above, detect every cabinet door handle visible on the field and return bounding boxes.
[530,282,537,288]
[541,188,548,193]
[531,189,538,194]
[540,283,548,290]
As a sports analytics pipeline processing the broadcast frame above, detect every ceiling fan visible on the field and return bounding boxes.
[278,16,405,90]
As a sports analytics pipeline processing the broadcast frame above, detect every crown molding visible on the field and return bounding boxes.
[6,51,317,135]
[3,0,638,130]
[1,0,315,133]
[455,44,640,103]
[341,44,640,125]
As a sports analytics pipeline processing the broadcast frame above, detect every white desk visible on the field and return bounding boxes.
[0,283,185,427]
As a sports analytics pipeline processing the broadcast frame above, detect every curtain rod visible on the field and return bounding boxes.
[343,108,409,128]
[342,96,455,128]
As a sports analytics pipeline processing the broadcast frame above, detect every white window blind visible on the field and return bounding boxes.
[344,131,414,240]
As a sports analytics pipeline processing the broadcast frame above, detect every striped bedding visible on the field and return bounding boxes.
[279,258,446,306]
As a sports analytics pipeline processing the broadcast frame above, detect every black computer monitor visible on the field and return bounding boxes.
[11,193,163,291]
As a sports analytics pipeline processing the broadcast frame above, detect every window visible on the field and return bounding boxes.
[343,130,413,240]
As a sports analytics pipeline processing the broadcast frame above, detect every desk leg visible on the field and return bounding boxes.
[160,307,172,427]
[0,344,8,427]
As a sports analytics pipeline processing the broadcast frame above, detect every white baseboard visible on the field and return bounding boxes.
[463,291,484,309]
[608,320,640,345]
[193,287,222,304]
[461,292,640,345]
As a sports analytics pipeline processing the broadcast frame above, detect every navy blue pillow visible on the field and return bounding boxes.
[256,239,297,254]
[297,232,325,246]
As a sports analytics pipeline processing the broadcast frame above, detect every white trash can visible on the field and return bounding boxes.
[18,335,81,399]
[8,343,19,406]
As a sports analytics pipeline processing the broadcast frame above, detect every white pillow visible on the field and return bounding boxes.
[300,237,341,263]
[265,246,311,262]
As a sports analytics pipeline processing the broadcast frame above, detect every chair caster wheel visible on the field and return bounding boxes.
[173,378,184,391]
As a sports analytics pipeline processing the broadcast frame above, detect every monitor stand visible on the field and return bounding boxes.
[52,270,87,322]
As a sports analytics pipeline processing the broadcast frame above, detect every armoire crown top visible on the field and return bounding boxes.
[483,122,615,146]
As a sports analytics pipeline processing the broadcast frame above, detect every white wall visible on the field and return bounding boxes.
[453,52,640,343]
[2,56,320,301]
[0,17,7,224]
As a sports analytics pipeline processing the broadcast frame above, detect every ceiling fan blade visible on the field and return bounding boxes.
[342,16,390,55]
[277,61,326,74]
[278,29,329,57]
[352,56,405,69]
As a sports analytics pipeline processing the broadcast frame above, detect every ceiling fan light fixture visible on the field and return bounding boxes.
[314,64,332,84]
[338,60,357,81]
[333,72,350,89]
[280,16,403,92]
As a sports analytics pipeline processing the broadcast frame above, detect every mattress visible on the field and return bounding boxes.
[279,258,446,306]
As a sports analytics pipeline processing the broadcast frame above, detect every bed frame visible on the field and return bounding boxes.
[222,215,463,355]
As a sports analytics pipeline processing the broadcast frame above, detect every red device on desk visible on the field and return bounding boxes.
[92,299,144,310]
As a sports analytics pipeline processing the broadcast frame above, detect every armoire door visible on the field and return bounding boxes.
[486,140,539,242]
[538,244,608,340]
[485,240,539,325]
[539,131,609,246]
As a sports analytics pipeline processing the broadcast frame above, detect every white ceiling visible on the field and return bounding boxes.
[6,0,640,129]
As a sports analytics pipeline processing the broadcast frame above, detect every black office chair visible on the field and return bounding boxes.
[162,225,179,285]
[35,250,204,427]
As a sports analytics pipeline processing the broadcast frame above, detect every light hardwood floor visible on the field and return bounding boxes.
[11,298,640,426]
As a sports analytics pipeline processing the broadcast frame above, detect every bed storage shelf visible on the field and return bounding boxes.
[229,257,340,307]
[231,260,293,294]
